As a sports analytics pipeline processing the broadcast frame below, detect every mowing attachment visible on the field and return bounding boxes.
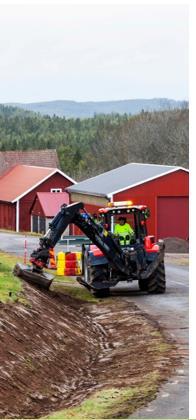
[13,263,54,290]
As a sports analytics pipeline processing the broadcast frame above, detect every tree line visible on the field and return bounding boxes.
[0,104,189,180]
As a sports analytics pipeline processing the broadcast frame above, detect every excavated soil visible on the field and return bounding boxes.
[164,237,189,253]
[0,283,179,419]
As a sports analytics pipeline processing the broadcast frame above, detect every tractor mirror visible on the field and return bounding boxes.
[144,209,150,219]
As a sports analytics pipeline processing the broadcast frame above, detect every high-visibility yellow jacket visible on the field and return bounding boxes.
[114,223,134,237]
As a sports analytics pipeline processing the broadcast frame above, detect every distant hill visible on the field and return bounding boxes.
[0,105,188,180]
[5,98,188,118]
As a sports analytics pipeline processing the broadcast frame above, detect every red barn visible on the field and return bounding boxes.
[30,192,70,234]
[67,163,189,240]
[0,165,75,232]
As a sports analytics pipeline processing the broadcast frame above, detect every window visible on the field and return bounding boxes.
[112,213,135,233]
[50,188,62,193]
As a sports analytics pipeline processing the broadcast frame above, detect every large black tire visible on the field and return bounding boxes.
[147,261,166,294]
[89,266,110,298]
[138,279,148,292]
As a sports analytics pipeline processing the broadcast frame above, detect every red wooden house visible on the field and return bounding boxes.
[67,163,189,240]
[30,192,70,234]
[0,165,75,232]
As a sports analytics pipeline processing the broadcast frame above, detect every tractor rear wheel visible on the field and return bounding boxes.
[89,265,110,298]
[147,261,166,294]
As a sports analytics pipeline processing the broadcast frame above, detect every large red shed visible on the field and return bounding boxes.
[0,165,75,232]
[67,163,189,240]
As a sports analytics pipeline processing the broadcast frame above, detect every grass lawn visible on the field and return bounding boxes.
[51,281,104,303]
[0,251,26,304]
[51,272,76,283]
[0,228,41,237]
[0,251,99,304]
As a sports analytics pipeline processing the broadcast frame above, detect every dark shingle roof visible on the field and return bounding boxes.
[0,150,60,176]
[67,163,188,197]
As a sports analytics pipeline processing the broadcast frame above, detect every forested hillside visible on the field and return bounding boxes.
[6,98,188,118]
[0,105,188,181]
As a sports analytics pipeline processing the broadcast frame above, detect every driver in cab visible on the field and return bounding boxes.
[114,216,135,246]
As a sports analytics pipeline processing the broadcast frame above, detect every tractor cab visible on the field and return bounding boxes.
[98,200,150,246]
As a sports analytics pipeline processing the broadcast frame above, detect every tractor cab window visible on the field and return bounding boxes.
[111,213,135,246]
[106,210,135,246]
[98,205,149,245]
[111,213,135,234]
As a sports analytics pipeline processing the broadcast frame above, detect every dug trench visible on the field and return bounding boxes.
[0,282,180,419]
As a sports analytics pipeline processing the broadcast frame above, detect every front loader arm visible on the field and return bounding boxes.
[30,202,129,275]
[74,212,129,275]
[30,202,84,268]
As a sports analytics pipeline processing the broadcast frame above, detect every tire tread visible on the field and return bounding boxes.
[147,262,166,294]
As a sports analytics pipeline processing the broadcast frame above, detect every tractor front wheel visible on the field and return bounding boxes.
[89,265,110,298]
[147,261,166,294]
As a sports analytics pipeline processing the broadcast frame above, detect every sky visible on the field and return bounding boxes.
[0,3,188,103]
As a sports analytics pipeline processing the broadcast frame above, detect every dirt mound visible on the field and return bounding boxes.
[0,283,179,419]
[0,285,99,419]
[164,237,189,253]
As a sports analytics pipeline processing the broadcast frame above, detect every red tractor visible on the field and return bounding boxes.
[14,200,166,297]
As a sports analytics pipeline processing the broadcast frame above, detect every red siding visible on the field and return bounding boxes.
[0,202,16,230]
[31,198,44,217]
[113,170,189,239]
[71,170,189,239]
[157,197,189,239]
[19,173,73,232]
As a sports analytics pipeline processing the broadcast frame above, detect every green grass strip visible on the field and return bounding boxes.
[0,251,26,304]
[45,374,160,419]
[51,282,102,303]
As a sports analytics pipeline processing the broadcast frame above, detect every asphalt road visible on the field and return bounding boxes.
[111,265,189,419]
[0,232,72,257]
[0,232,189,419]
